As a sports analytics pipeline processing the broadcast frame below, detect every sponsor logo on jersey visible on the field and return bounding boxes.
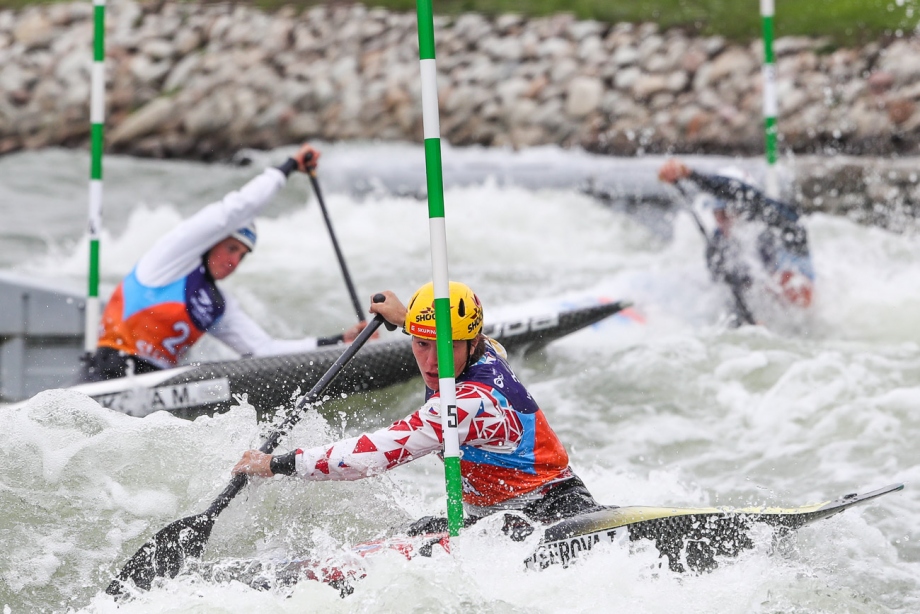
[135,339,170,365]
[461,475,483,497]
[189,288,215,324]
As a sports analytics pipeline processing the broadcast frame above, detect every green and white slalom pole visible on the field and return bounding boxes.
[84,0,106,355]
[760,0,780,198]
[416,0,464,536]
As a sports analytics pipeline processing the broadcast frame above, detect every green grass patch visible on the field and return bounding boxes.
[3,0,917,47]
[367,0,917,46]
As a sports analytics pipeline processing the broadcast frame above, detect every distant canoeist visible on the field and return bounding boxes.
[80,142,370,382]
[233,282,606,534]
[659,158,815,310]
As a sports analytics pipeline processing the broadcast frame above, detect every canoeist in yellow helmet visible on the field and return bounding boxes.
[234,281,603,533]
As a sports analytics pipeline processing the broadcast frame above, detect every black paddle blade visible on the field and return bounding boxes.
[106,512,215,595]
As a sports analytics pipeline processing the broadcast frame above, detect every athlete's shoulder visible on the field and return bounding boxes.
[462,348,508,384]
[460,348,540,415]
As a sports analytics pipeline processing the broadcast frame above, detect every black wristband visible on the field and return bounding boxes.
[269,451,298,476]
[275,157,298,177]
[317,333,345,347]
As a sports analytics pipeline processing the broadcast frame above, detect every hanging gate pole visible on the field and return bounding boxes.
[760,0,780,198]
[84,0,106,354]
[415,0,464,536]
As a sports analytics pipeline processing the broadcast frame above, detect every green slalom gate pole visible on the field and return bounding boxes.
[84,0,106,354]
[416,0,464,536]
[760,0,780,198]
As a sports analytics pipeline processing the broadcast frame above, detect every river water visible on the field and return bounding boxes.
[1,144,919,613]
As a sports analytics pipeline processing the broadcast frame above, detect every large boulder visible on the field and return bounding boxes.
[565,76,604,117]
[109,97,176,144]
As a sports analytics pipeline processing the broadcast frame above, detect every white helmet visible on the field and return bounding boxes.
[230,221,257,252]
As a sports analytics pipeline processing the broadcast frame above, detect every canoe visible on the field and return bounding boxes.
[71,299,631,418]
[185,483,903,596]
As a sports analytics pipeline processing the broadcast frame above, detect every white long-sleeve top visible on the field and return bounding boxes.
[133,167,320,358]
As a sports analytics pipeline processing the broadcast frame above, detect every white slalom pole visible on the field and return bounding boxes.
[760,0,780,198]
[84,0,106,354]
[416,0,464,536]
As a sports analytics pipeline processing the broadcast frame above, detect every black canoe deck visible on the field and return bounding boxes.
[181,484,903,595]
[73,299,630,418]
[527,483,904,572]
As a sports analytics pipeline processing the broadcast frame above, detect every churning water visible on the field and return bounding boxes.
[1,143,919,613]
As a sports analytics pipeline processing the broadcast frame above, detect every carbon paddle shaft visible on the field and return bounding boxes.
[309,173,365,323]
[206,311,385,518]
[107,302,387,595]
[674,183,756,326]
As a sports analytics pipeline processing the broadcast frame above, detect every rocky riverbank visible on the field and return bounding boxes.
[1,1,919,225]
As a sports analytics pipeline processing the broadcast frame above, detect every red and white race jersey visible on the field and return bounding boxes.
[292,343,572,508]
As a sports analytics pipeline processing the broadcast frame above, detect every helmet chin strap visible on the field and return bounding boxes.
[202,250,215,279]
[463,337,479,371]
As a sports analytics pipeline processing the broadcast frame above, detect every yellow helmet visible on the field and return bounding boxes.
[405,281,483,340]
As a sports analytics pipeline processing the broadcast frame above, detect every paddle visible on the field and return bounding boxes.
[305,160,364,323]
[673,183,756,326]
[105,295,390,596]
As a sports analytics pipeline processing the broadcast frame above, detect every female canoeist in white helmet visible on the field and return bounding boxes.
[80,142,370,382]
[233,281,603,532]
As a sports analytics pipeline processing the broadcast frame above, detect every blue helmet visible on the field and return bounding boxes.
[231,221,257,252]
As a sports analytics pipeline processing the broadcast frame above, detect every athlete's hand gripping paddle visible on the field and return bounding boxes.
[105,295,390,596]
